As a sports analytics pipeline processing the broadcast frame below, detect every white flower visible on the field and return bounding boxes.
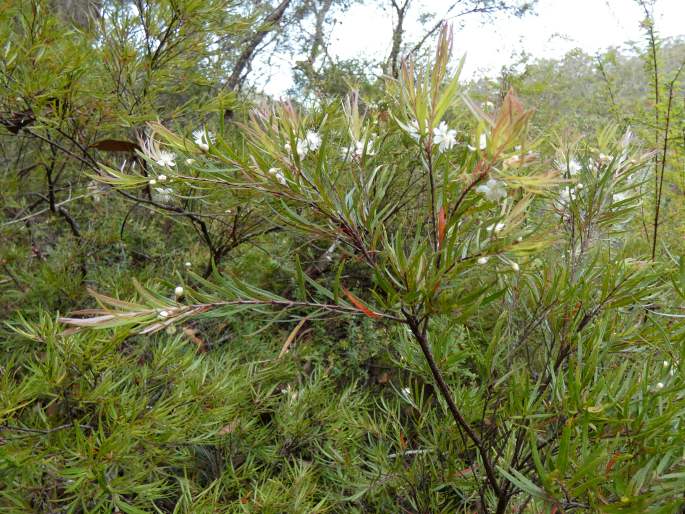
[557,187,576,208]
[184,261,192,268]
[140,136,176,168]
[193,129,213,151]
[432,121,457,152]
[174,286,184,298]
[149,178,157,186]
[576,182,584,190]
[406,119,422,141]
[155,151,175,168]
[656,382,665,390]
[344,138,375,158]
[153,187,173,204]
[306,130,321,150]
[157,174,167,182]
[468,133,487,152]
[503,154,521,168]
[158,310,169,319]
[268,167,287,185]
[295,130,321,159]
[476,179,507,202]
[477,256,489,265]
[613,192,629,204]
[598,153,613,164]
[487,222,505,234]
[555,158,581,176]
[87,180,103,203]
[511,261,520,272]
[185,158,195,165]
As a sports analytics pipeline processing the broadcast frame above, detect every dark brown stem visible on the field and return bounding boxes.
[406,315,503,500]
[651,62,685,259]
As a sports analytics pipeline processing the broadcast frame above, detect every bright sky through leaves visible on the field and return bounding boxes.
[258,0,684,96]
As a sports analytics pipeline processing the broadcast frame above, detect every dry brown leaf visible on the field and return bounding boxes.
[278,317,308,359]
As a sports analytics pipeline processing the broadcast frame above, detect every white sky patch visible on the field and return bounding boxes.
[257,0,684,96]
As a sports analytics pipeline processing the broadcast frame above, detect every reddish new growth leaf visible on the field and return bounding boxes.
[605,451,621,476]
[342,287,381,319]
[437,206,446,249]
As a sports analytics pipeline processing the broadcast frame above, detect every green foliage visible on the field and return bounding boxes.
[3,1,685,513]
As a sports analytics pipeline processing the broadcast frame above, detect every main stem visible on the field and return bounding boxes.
[407,316,502,501]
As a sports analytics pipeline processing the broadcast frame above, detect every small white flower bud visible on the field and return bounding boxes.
[511,262,520,272]
[157,174,167,182]
[516,236,523,242]
[158,310,169,319]
[663,360,670,368]
[174,286,184,297]
[477,256,489,265]
[655,382,664,390]
[184,261,192,268]
[185,158,195,165]
[149,179,157,185]
[576,182,584,189]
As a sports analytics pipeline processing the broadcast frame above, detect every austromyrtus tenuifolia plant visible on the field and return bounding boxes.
[63,27,685,513]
